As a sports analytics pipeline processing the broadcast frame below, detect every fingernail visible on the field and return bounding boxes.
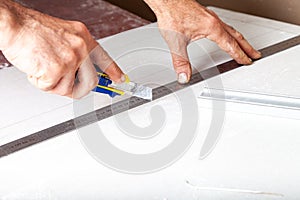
[120,74,126,83]
[257,51,262,56]
[178,73,188,84]
[256,51,262,58]
[244,57,253,65]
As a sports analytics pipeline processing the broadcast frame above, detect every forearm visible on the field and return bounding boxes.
[143,0,170,16]
[0,0,23,50]
[143,0,199,17]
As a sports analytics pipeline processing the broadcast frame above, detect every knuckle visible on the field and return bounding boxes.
[235,31,244,40]
[226,39,239,54]
[231,47,242,59]
[206,15,220,28]
[73,21,88,33]
[69,21,89,50]
[39,82,56,91]
[62,50,77,66]
[206,20,222,36]
[28,74,56,91]
[73,36,86,49]
[173,59,190,68]
[233,51,241,60]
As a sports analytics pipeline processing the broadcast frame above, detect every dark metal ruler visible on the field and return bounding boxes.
[1,35,300,158]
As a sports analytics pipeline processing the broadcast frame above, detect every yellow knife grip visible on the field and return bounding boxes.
[97,85,125,95]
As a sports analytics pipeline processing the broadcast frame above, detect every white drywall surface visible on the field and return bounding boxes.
[0,7,300,200]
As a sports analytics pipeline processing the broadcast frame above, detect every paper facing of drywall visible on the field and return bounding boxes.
[1,7,300,199]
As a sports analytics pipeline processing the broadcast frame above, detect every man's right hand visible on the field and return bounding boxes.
[0,0,124,99]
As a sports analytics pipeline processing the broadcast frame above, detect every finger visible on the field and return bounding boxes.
[27,74,59,91]
[161,30,192,84]
[72,56,98,99]
[223,24,261,59]
[171,52,192,84]
[89,45,125,83]
[103,62,125,83]
[205,8,256,63]
[27,75,38,88]
[47,72,75,97]
[207,26,253,65]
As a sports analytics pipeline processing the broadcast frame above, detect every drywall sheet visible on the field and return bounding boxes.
[1,7,299,145]
[0,7,300,199]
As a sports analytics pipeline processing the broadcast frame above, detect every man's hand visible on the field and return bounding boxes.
[144,0,262,84]
[0,0,124,99]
